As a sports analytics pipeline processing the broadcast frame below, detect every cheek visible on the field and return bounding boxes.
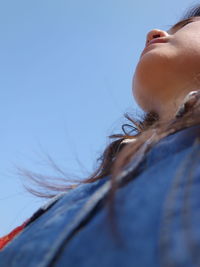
[173,33,200,69]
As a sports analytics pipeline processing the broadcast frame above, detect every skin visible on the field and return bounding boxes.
[132,16,200,122]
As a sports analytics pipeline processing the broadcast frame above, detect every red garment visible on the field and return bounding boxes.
[0,219,30,250]
[0,193,64,251]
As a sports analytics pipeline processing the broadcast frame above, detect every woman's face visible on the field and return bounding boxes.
[132,16,200,117]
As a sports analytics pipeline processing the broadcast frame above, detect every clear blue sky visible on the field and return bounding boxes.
[0,0,197,236]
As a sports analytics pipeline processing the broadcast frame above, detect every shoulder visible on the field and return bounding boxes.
[0,175,109,252]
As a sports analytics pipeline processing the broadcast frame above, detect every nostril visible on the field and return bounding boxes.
[147,34,161,44]
[153,34,160,38]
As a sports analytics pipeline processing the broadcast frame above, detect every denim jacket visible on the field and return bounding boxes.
[1,96,200,267]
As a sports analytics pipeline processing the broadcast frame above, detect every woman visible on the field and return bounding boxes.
[1,3,200,267]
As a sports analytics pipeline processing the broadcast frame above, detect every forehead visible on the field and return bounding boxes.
[167,16,200,34]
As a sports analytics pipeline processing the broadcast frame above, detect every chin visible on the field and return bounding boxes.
[135,52,173,91]
[132,66,167,113]
[132,75,152,112]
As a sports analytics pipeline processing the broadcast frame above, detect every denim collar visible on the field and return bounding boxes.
[145,124,200,165]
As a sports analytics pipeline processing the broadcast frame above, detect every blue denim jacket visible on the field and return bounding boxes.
[1,124,200,267]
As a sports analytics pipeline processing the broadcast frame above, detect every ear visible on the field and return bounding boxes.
[175,90,200,118]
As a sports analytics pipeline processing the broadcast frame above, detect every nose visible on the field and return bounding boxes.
[146,29,170,47]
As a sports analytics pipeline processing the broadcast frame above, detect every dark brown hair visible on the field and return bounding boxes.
[15,3,200,243]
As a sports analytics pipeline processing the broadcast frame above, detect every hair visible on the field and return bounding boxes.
[14,3,200,244]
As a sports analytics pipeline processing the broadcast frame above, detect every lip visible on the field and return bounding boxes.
[140,38,168,58]
[147,37,168,47]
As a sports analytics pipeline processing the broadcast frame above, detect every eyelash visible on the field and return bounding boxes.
[181,19,193,28]
[169,19,194,33]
